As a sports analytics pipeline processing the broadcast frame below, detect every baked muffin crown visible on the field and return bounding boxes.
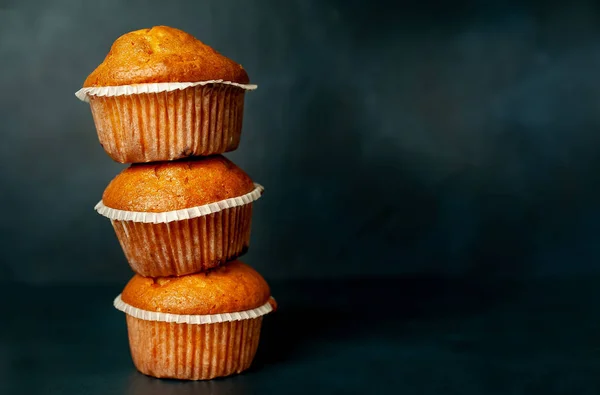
[121,260,271,315]
[83,26,250,87]
[102,155,254,212]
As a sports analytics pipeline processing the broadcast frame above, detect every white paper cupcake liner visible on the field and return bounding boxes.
[85,84,248,163]
[95,183,263,224]
[126,314,263,380]
[75,80,258,102]
[114,294,275,324]
[112,203,254,276]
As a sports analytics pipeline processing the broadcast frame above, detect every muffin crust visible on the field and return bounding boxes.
[102,155,254,212]
[121,260,271,315]
[83,26,249,87]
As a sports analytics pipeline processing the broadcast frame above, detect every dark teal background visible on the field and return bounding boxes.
[1,2,599,394]
[1,0,599,283]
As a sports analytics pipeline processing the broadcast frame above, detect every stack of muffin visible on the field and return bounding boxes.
[75,26,275,381]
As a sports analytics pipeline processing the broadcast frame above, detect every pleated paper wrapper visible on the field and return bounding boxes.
[75,81,257,163]
[95,184,263,277]
[115,295,274,380]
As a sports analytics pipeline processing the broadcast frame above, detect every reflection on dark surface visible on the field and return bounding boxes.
[127,372,251,395]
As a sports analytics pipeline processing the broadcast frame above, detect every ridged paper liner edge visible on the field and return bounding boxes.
[114,294,275,324]
[75,80,257,102]
[95,183,263,224]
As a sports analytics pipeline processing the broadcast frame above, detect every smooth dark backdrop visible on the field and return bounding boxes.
[2,2,600,394]
[1,0,599,284]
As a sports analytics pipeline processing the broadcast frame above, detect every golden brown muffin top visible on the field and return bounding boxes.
[102,155,254,212]
[83,26,249,87]
[122,260,271,315]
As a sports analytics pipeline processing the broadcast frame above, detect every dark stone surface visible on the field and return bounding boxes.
[2,277,599,394]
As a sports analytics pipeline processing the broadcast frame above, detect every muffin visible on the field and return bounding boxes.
[114,260,277,380]
[95,155,263,277]
[75,26,256,163]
